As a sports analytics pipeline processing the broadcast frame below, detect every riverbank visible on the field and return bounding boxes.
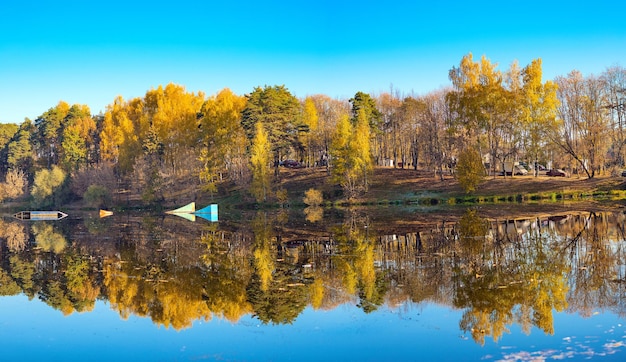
[3,166,624,216]
[212,166,626,208]
[205,166,626,236]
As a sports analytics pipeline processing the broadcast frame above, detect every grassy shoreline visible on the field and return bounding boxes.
[2,167,625,213]
[210,167,626,209]
[267,168,626,234]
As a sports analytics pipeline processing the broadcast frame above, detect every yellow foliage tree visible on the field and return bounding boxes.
[31,165,66,207]
[101,84,204,176]
[198,88,247,194]
[521,58,559,176]
[303,188,323,206]
[99,96,124,163]
[250,122,272,202]
[330,114,351,186]
[456,147,485,193]
[302,96,319,166]
[145,83,204,174]
[100,96,143,173]
[330,109,373,198]
[351,108,373,192]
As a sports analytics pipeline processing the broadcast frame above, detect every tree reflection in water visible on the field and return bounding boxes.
[454,209,569,345]
[247,212,308,324]
[0,208,624,345]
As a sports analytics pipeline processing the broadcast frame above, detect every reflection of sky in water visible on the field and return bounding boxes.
[1,295,624,361]
[490,311,626,362]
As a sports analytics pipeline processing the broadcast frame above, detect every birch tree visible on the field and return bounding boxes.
[144,83,204,175]
[554,71,609,178]
[302,96,319,167]
[309,95,349,168]
[250,122,272,202]
[330,109,373,198]
[198,88,246,194]
[398,96,426,170]
[521,59,559,176]
[421,91,451,179]
[602,66,626,167]
[377,92,402,167]
[352,108,373,192]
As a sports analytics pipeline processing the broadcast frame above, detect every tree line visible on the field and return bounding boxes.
[0,53,625,206]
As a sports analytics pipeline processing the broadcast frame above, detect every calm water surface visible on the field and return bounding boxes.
[0,207,625,361]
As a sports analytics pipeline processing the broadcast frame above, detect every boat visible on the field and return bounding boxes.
[195,204,217,215]
[165,202,218,222]
[165,202,195,214]
[195,204,218,222]
[99,209,113,218]
[13,211,68,221]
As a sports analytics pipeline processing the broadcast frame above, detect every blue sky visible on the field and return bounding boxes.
[1,0,625,123]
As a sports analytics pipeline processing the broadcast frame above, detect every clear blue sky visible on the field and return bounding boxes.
[1,0,625,123]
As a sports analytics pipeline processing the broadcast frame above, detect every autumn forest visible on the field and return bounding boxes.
[0,53,625,207]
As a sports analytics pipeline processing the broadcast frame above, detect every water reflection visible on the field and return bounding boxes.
[0,208,625,347]
[456,209,570,344]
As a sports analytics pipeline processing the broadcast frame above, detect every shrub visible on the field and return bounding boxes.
[70,163,116,198]
[304,206,323,223]
[456,147,485,194]
[276,188,289,206]
[303,188,323,206]
[83,185,111,208]
[31,166,66,207]
[2,169,27,200]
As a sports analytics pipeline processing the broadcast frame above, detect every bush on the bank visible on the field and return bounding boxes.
[303,188,323,206]
[84,185,111,208]
[456,147,485,194]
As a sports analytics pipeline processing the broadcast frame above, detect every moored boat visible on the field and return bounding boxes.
[195,203,217,214]
[195,204,218,222]
[165,202,218,222]
[99,209,113,218]
[13,211,68,221]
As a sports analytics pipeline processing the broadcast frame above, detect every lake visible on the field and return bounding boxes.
[0,206,625,361]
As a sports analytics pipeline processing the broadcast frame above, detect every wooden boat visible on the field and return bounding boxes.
[99,209,113,218]
[165,202,195,214]
[13,211,68,221]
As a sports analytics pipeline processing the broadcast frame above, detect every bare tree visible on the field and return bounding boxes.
[601,66,626,168]
[422,90,454,180]
[309,95,350,169]
[554,71,610,178]
[1,168,27,200]
[376,90,403,167]
[398,95,425,170]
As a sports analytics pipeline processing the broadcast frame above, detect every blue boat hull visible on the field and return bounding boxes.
[195,204,218,222]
